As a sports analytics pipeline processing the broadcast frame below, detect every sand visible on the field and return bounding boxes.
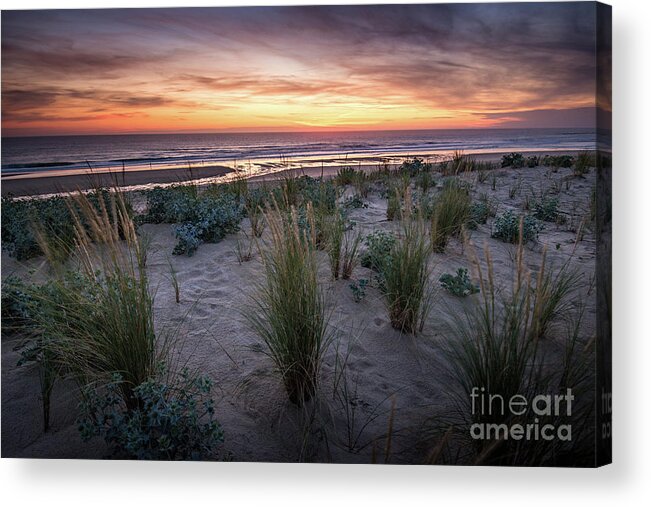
[1,164,232,197]
[1,163,597,462]
[0,150,578,198]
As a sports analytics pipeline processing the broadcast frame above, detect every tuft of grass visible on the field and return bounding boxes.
[442,240,594,465]
[30,190,167,411]
[249,203,330,404]
[430,180,471,253]
[384,212,432,334]
[335,166,357,186]
[574,151,594,176]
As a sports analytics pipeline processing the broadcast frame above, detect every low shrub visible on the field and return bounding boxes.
[78,370,223,460]
[532,197,561,223]
[501,153,525,168]
[349,278,368,303]
[439,268,479,297]
[492,211,543,243]
[468,201,491,229]
[526,155,540,168]
[542,154,574,168]
[360,230,396,274]
[399,157,432,177]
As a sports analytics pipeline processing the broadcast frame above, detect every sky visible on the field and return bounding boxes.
[1,3,607,137]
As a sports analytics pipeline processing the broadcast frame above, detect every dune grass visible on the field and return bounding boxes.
[249,202,330,404]
[383,207,432,334]
[442,237,594,465]
[430,180,471,252]
[30,190,166,411]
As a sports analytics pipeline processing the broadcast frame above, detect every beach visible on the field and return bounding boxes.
[1,157,599,462]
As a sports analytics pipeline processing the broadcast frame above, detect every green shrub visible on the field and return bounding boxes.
[526,155,540,168]
[532,197,561,223]
[439,268,480,297]
[501,153,525,168]
[399,157,432,177]
[542,154,574,168]
[1,190,127,262]
[468,201,491,229]
[492,211,542,243]
[349,278,368,303]
[78,370,223,460]
[360,230,396,274]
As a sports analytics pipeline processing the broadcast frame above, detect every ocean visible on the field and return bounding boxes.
[1,128,601,179]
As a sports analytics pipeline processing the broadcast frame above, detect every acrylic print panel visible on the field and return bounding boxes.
[0,2,612,466]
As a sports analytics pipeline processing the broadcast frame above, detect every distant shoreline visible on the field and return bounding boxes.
[1,149,582,198]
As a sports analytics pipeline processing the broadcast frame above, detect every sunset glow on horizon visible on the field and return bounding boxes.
[2,4,606,137]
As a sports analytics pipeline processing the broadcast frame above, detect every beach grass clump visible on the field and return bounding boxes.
[542,154,574,168]
[386,188,401,221]
[439,268,479,297]
[430,180,471,252]
[78,368,223,460]
[335,166,357,186]
[574,151,595,176]
[442,243,594,465]
[440,151,477,176]
[249,204,330,404]
[492,211,542,244]
[530,254,583,340]
[500,152,525,168]
[28,190,166,411]
[383,215,432,334]
[351,170,370,197]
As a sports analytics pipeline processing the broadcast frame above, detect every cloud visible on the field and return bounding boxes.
[1,3,604,134]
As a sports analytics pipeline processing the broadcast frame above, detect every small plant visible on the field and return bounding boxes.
[352,170,370,197]
[492,211,542,244]
[343,195,367,209]
[477,171,489,184]
[249,204,330,404]
[526,155,540,168]
[501,152,525,168]
[439,268,479,297]
[430,180,471,252]
[335,166,357,186]
[384,217,432,334]
[349,279,368,303]
[77,370,223,460]
[360,230,396,274]
[574,151,594,176]
[236,230,255,263]
[341,229,362,280]
[386,188,401,221]
[532,197,562,223]
[508,177,522,199]
[468,201,491,229]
